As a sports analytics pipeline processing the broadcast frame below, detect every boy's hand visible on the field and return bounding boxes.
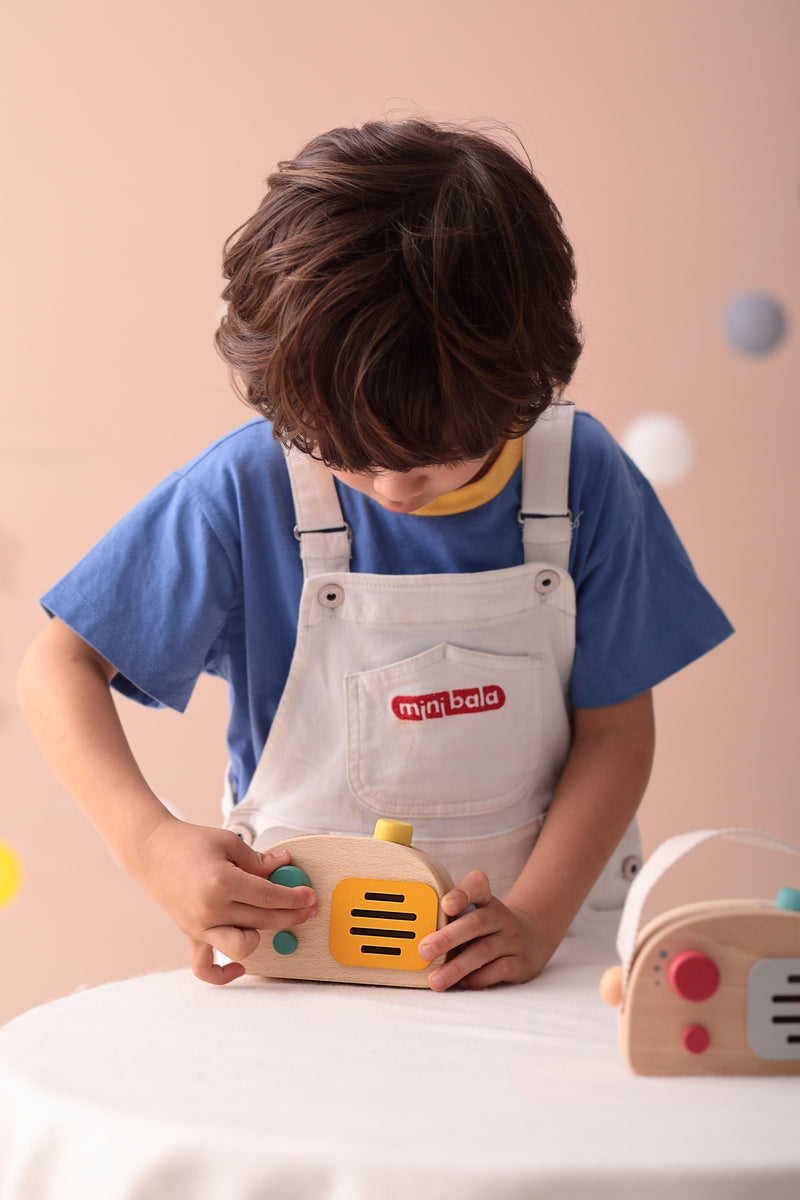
[134,819,317,985]
[417,870,554,991]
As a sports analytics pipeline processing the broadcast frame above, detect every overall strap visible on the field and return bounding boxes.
[519,402,574,569]
[284,447,351,578]
[285,401,575,577]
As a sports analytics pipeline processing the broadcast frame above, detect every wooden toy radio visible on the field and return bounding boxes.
[600,828,800,1075]
[240,820,454,987]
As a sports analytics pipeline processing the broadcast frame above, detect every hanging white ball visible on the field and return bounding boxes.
[723,292,787,356]
[620,412,696,488]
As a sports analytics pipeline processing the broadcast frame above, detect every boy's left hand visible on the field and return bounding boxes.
[417,870,553,991]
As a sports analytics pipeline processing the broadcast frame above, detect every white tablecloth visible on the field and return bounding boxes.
[0,937,797,1199]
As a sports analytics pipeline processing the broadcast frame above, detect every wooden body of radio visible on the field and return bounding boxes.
[241,821,453,988]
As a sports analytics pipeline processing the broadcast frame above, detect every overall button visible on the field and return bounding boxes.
[227,822,255,845]
[668,951,720,1002]
[621,855,642,881]
[317,584,344,609]
[534,570,560,595]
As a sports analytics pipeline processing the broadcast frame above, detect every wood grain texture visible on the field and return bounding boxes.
[242,832,454,987]
[621,900,800,1075]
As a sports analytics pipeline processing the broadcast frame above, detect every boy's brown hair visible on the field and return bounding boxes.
[215,119,582,471]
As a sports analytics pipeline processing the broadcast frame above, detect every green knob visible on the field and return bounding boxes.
[268,866,309,958]
[272,930,298,955]
[775,886,800,912]
[268,864,312,888]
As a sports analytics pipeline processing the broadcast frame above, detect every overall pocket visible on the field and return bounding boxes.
[345,643,542,819]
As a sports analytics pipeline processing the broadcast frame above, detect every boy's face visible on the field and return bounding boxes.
[329,444,503,514]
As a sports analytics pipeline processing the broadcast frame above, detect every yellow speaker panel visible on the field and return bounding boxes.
[329,877,440,969]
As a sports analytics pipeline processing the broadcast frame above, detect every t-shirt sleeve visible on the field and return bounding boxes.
[568,421,734,709]
[40,473,239,712]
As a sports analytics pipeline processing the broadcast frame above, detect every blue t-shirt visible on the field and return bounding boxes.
[41,412,733,801]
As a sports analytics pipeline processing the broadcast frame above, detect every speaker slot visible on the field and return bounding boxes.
[747,958,800,1060]
[350,927,415,939]
[350,908,417,921]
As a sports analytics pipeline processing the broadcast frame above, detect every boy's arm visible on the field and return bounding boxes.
[417,690,655,990]
[17,618,317,984]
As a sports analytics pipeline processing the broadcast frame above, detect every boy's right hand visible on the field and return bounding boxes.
[133,818,317,985]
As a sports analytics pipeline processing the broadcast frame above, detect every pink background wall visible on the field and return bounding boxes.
[2,0,798,1023]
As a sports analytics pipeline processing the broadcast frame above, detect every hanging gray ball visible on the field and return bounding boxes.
[723,292,787,355]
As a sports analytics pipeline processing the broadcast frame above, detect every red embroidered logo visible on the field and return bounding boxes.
[391,686,506,722]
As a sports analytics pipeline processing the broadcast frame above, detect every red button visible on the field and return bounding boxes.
[682,1024,710,1054]
[668,951,720,1001]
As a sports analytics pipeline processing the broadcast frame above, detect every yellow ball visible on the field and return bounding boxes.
[0,842,24,908]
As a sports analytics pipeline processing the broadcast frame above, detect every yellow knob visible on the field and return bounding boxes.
[373,819,413,846]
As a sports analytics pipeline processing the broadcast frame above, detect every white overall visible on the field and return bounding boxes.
[223,404,641,920]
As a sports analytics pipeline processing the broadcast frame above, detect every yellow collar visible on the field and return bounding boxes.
[411,440,523,516]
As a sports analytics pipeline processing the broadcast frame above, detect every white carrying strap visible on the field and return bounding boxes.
[284,447,352,578]
[285,402,576,578]
[616,828,800,996]
[520,402,574,569]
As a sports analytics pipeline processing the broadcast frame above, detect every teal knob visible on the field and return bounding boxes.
[268,866,309,958]
[268,864,312,888]
[775,886,800,912]
[272,930,298,955]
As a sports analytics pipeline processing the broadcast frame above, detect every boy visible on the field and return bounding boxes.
[18,119,732,991]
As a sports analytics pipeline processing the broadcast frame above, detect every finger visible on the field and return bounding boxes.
[427,933,508,992]
[441,870,493,918]
[206,924,262,963]
[244,877,317,911]
[226,900,318,930]
[455,956,521,990]
[214,856,317,912]
[189,938,245,986]
[227,841,317,906]
[226,842,312,894]
[418,900,501,962]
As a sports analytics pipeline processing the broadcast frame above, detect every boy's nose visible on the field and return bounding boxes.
[372,472,426,503]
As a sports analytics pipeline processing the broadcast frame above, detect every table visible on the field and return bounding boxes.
[0,936,797,1199]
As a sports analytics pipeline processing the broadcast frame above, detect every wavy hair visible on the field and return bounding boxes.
[215,119,582,471]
